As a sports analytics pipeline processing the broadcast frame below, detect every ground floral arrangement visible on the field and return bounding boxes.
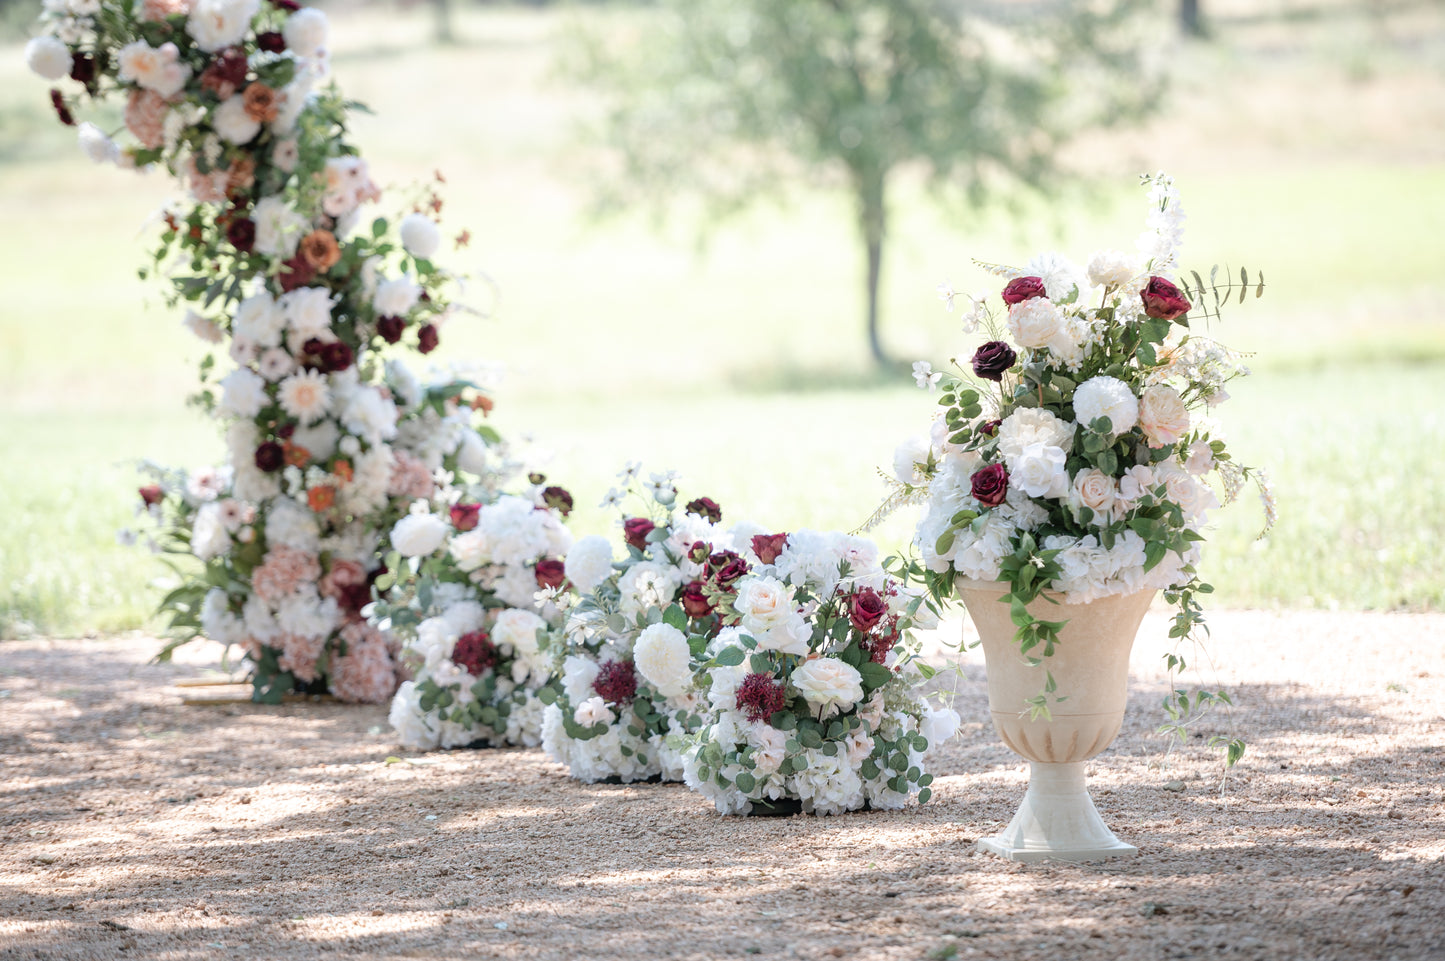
[884,174,1272,752]
[25,0,567,704]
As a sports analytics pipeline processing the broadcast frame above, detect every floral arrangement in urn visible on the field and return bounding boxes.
[885,174,1272,740]
[639,530,959,816]
[28,0,517,703]
[380,476,576,750]
[541,467,752,784]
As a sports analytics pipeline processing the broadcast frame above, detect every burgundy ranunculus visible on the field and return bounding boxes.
[688,541,711,565]
[450,503,480,531]
[255,442,285,473]
[50,89,74,126]
[685,496,722,524]
[622,517,655,551]
[319,341,354,373]
[1001,276,1047,305]
[848,588,889,633]
[139,484,164,507]
[417,324,439,354]
[592,660,637,705]
[681,580,713,618]
[276,421,297,440]
[534,559,566,591]
[453,630,499,676]
[971,341,1017,382]
[278,253,315,292]
[542,486,574,516]
[269,0,300,10]
[751,533,788,565]
[69,53,95,85]
[256,31,286,53]
[735,672,787,724]
[376,315,406,344]
[970,463,1009,507]
[226,217,256,253]
[1141,275,1192,320]
[978,419,1001,437]
[709,551,749,587]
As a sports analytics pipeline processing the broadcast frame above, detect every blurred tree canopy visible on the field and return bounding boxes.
[562,0,1163,366]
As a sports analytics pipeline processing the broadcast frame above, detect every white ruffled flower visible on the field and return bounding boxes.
[1007,296,1064,348]
[892,435,931,486]
[116,40,190,97]
[253,196,307,258]
[493,609,547,672]
[277,368,330,425]
[789,657,863,718]
[341,388,398,446]
[633,623,693,698]
[279,287,335,339]
[996,408,1075,466]
[290,421,337,461]
[920,706,961,748]
[232,292,284,348]
[390,511,447,557]
[1086,249,1140,291]
[211,95,260,145]
[573,695,614,728]
[1138,384,1190,448]
[374,276,421,317]
[282,7,329,58]
[618,561,679,616]
[200,588,243,644]
[256,347,295,382]
[77,123,120,165]
[1024,252,1085,302]
[1010,442,1069,499]
[187,0,260,53]
[264,497,320,551]
[447,528,489,573]
[749,724,787,776]
[399,213,442,261]
[217,367,267,419]
[25,36,71,80]
[1073,375,1139,435]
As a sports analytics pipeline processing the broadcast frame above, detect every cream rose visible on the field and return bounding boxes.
[1006,297,1064,348]
[1071,468,1118,521]
[733,575,793,631]
[1138,384,1190,448]
[790,657,864,718]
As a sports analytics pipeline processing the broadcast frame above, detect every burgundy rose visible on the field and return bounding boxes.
[592,660,637,705]
[685,497,722,524]
[450,502,480,531]
[269,0,300,10]
[226,217,256,253]
[138,484,164,507]
[278,253,315,292]
[709,551,749,587]
[417,324,439,354]
[971,341,1017,382]
[978,419,1001,437]
[970,463,1009,507]
[256,31,286,53]
[735,672,787,724]
[1001,276,1047,305]
[69,53,96,85]
[453,630,499,676]
[680,580,713,618]
[376,315,406,344]
[50,89,74,127]
[534,559,566,591]
[848,588,888,633]
[338,582,372,616]
[750,533,788,565]
[254,442,285,473]
[542,486,574,516]
[622,517,655,551]
[1141,276,1192,321]
[276,421,297,440]
[319,341,354,373]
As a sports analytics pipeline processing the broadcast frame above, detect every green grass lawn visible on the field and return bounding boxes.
[1,4,1442,637]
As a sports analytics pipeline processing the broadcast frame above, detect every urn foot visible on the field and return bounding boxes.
[977,761,1136,863]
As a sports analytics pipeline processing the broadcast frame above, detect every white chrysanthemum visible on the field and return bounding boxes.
[25,36,71,80]
[187,0,259,52]
[399,213,442,261]
[390,511,447,557]
[77,123,120,165]
[1086,249,1140,292]
[1007,297,1064,349]
[1024,252,1085,302]
[283,7,329,57]
[217,367,267,419]
[473,497,552,567]
[277,369,330,425]
[1138,384,1190,448]
[374,276,421,317]
[790,657,863,718]
[1010,442,1069,499]
[633,623,693,698]
[1073,375,1139,435]
[211,95,260,145]
[253,196,307,258]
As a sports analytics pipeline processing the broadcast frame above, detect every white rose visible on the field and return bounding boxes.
[77,123,120,165]
[1010,442,1069,499]
[733,575,793,631]
[253,196,307,258]
[1138,384,1190,448]
[1184,439,1215,476]
[1006,297,1063,348]
[1073,375,1139,435]
[374,276,421,317]
[789,657,864,718]
[493,608,546,664]
[561,654,601,705]
[633,623,693,698]
[187,0,260,53]
[573,695,614,728]
[399,213,442,261]
[390,512,447,557]
[1071,468,1117,521]
[25,36,71,80]
[283,7,329,58]
[564,536,615,595]
[751,612,812,657]
[920,706,961,748]
[447,528,489,572]
[211,95,260,145]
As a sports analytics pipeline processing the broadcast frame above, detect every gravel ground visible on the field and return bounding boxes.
[2,610,1443,961]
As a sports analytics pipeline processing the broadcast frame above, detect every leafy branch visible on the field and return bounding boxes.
[1183,265,1265,323]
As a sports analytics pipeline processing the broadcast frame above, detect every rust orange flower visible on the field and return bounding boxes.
[299,229,340,272]
[470,394,494,416]
[307,485,336,512]
[283,441,311,468]
[333,459,354,484]
[242,81,280,124]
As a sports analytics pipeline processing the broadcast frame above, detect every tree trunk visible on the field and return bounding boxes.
[433,0,456,46]
[1180,0,1205,38]
[858,170,888,368]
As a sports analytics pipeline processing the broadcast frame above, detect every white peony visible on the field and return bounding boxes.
[373,276,421,317]
[390,511,447,557]
[1086,249,1141,291]
[1007,296,1063,348]
[1010,442,1069,499]
[116,40,189,97]
[789,657,864,718]
[189,503,231,560]
[633,623,693,698]
[217,367,267,419]
[253,196,307,258]
[1073,375,1139,435]
[1138,384,1190,448]
[399,213,442,261]
[561,654,601,705]
[282,7,329,58]
[25,36,71,80]
[920,706,961,748]
[279,286,335,339]
[573,695,614,728]
[277,368,330,425]
[996,408,1075,466]
[187,0,260,53]
[211,95,260,145]
[77,123,120,165]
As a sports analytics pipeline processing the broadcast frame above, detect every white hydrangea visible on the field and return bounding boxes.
[390,511,448,558]
[399,213,442,261]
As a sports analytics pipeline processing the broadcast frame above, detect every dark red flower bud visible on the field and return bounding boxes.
[681,580,713,618]
[970,463,1009,507]
[256,31,286,53]
[750,533,788,565]
[50,89,74,127]
[255,442,285,473]
[278,253,315,292]
[449,502,480,531]
[226,217,256,253]
[978,419,1001,437]
[69,53,96,85]
[1141,276,1192,321]
[376,315,406,344]
[542,486,574,516]
[685,496,722,524]
[139,484,164,507]
[270,0,300,10]
[534,559,566,591]
[1001,276,1047,305]
[709,551,749,587]
[319,341,353,373]
[417,323,439,354]
[453,630,498,676]
[622,517,655,551]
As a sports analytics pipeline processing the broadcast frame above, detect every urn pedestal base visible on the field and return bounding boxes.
[977,761,1137,863]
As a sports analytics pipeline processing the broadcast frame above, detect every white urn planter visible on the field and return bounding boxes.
[957,578,1155,863]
